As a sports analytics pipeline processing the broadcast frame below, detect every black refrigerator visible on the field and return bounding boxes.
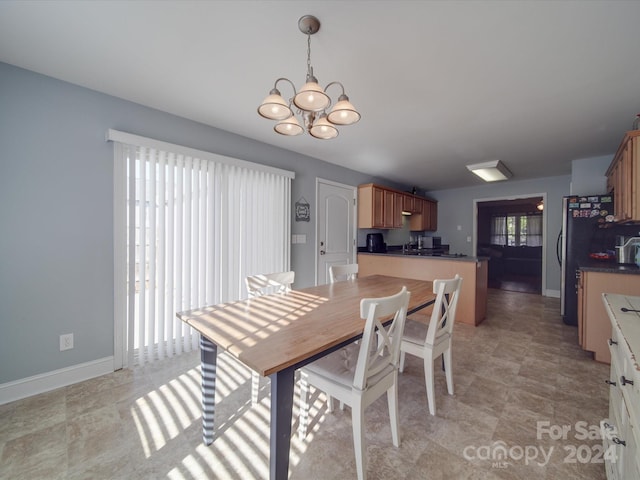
[559,194,614,326]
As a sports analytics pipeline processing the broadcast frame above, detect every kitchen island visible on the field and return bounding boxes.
[358,252,488,326]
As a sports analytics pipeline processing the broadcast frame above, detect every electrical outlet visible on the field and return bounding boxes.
[60,333,74,351]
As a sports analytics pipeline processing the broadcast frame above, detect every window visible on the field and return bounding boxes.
[491,213,542,246]
[110,130,294,367]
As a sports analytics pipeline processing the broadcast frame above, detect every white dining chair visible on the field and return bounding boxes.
[244,271,295,404]
[298,286,410,480]
[245,271,295,296]
[399,274,462,416]
[328,263,359,410]
[329,263,359,283]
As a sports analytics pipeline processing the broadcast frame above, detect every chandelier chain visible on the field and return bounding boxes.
[306,33,312,78]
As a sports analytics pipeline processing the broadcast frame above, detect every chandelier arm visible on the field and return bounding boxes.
[273,77,297,98]
[324,81,346,96]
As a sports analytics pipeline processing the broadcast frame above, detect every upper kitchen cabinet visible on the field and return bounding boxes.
[359,184,396,228]
[409,198,438,231]
[606,130,640,222]
[358,183,437,230]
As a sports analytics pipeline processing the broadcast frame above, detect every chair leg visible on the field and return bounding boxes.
[424,355,436,416]
[251,371,260,405]
[351,402,366,480]
[298,373,310,439]
[387,379,400,447]
[399,350,406,373]
[444,347,454,396]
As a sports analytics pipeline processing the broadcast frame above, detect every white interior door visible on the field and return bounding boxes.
[316,179,357,285]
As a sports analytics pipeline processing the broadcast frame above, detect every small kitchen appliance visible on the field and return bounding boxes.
[420,236,441,249]
[615,236,640,264]
[366,233,386,253]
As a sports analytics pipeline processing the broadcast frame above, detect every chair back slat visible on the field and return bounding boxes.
[245,271,295,297]
[353,287,410,390]
[329,264,359,283]
[425,275,462,345]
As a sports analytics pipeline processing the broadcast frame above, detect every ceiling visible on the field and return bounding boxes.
[1,1,639,190]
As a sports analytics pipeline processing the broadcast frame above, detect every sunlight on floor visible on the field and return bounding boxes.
[129,351,330,478]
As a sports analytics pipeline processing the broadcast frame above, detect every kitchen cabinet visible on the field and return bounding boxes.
[393,192,403,228]
[578,270,640,363]
[606,130,640,222]
[358,183,436,230]
[601,294,640,480]
[409,198,438,231]
[359,184,393,228]
[402,193,415,213]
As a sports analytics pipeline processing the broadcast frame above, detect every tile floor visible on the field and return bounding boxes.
[0,289,610,479]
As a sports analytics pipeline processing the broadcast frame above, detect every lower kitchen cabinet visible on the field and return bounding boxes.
[601,294,640,480]
[579,270,640,363]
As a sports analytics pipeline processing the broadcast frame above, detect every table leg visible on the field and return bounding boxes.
[200,335,217,445]
[269,368,295,480]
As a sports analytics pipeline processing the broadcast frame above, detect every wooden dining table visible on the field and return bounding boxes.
[177,274,436,480]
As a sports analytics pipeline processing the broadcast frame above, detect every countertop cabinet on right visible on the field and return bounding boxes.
[578,269,640,363]
[601,294,640,480]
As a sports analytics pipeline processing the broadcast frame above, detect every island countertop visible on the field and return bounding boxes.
[359,251,488,263]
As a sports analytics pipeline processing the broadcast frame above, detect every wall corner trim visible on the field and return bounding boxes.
[0,357,114,405]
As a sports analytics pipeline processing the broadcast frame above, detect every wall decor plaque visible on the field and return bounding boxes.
[295,197,310,222]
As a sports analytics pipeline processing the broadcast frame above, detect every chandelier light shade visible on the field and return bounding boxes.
[466,160,512,182]
[275,115,304,136]
[309,113,338,139]
[258,15,361,139]
[258,88,293,120]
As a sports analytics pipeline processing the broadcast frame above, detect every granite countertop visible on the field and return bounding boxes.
[358,251,488,263]
[579,260,640,275]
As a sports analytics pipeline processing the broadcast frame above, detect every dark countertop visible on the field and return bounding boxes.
[358,251,488,263]
[579,260,640,275]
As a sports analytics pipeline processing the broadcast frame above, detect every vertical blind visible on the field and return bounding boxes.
[110,130,293,368]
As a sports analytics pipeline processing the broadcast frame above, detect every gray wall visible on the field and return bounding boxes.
[0,62,386,383]
[571,154,612,196]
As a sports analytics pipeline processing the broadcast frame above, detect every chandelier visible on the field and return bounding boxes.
[257,15,361,140]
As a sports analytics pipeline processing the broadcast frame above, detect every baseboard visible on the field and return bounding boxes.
[545,289,561,298]
[0,356,114,405]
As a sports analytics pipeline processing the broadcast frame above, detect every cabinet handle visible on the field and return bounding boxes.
[608,338,618,346]
[613,437,626,447]
[620,376,634,386]
[605,380,617,386]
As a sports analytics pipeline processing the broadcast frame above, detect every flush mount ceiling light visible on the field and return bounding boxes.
[537,200,544,211]
[257,15,361,140]
[466,160,512,182]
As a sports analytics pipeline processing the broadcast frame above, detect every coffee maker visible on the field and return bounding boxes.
[366,233,386,253]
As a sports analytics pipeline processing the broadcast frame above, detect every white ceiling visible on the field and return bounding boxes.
[1,1,639,190]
